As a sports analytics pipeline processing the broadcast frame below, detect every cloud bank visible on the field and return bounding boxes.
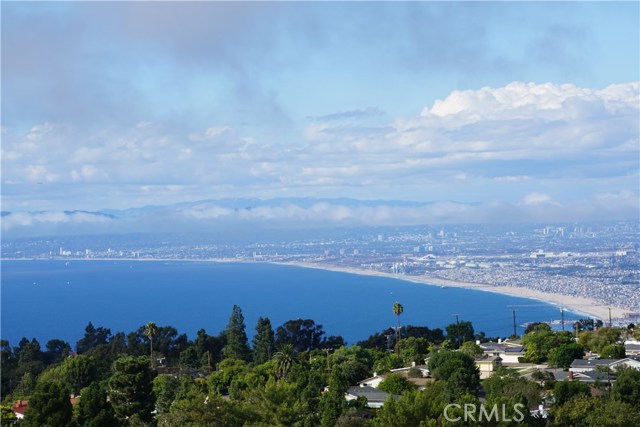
[2,81,637,217]
[3,192,638,238]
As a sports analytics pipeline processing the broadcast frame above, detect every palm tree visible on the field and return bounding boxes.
[145,322,158,369]
[392,302,404,356]
[273,343,297,380]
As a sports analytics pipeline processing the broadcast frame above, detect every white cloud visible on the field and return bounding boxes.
[521,192,556,205]
[1,81,637,218]
[421,82,638,120]
[1,211,114,231]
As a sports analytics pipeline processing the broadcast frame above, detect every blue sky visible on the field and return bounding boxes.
[1,2,639,232]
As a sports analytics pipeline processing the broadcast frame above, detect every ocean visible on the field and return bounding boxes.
[0,260,579,347]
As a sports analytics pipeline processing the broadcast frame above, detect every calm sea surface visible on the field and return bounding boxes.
[1,260,578,346]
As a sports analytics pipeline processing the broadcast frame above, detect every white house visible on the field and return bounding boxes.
[624,340,640,356]
[479,340,526,364]
[570,357,640,373]
[357,364,431,390]
[345,386,397,409]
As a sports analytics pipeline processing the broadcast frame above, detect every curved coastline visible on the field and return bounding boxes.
[273,261,633,321]
[3,257,632,321]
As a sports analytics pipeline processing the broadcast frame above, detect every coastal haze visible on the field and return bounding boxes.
[2,3,639,339]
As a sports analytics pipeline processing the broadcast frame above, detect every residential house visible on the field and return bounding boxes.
[624,340,640,356]
[475,354,502,379]
[570,357,640,373]
[12,400,28,420]
[478,340,526,364]
[357,364,431,390]
[345,386,398,409]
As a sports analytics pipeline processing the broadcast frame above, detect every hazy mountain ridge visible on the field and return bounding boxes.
[1,196,637,239]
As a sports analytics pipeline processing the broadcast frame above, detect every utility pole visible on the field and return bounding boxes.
[324,348,332,388]
[609,308,612,328]
[512,309,517,338]
[561,308,565,331]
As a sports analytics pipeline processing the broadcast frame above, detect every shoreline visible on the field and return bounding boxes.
[273,261,634,321]
[3,257,634,321]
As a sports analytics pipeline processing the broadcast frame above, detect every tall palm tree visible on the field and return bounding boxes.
[145,322,158,368]
[392,302,404,356]
[273,343,297,380]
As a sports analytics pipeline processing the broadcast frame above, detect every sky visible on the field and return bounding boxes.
[1,1,639,234]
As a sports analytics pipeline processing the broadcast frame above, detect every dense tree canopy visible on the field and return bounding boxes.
[22,379,72,427]
[3,311,639,427]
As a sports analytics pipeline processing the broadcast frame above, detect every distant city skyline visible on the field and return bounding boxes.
[2,2,639,233]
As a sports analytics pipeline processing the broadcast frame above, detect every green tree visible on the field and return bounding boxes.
[399,336,430,364]
[15,371,36,397]
[222,305,251,361]
[524,322,551,335]
[585,398,640,427]
[145,322,158,368]
[15,338,45,379]
[553,380,590,406]
[392,302,404,356]
[153,374,180,415]
[157,389,249,427]
[482,367,542,407]
[531,369,556,389]
[445,320,475,347]
[275,318,327,352]
[320,382,346,427]
[548,343,584,369]
[22,379,72,427]
[76,382,116,427]
[522,329,574,363]
[248,378,314,426]
[428,350,480,398]
[1,340,18,397]
[252,317,276,365]
[600,344,625,359]
[208,358,250,395]
[194,328,224,370]
[273,343,298,380]
[459,341,483,358]
[60,354,98,395]
[578,327,621,353]
[373,381,449,426]
[552,395,640,427]
[108,356,156,423]
[44,339,71,365]
[179,346,200,368]
[331,346,373,386]
[0,404,17,424]
[76,322,111,354]
[378,373,416,395]
[335,408,372,427]
[611,365,640,407]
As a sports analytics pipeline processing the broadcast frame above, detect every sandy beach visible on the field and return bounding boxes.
[275,261,634,321]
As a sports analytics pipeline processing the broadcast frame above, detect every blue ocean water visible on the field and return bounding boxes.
[1,260,579,347]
